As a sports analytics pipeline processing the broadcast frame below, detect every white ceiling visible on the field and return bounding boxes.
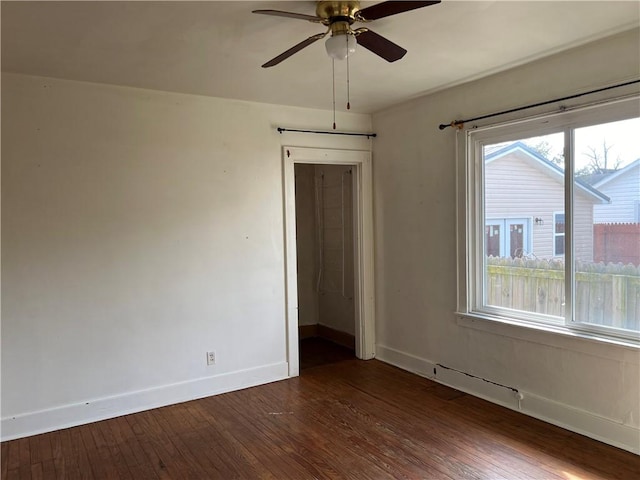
[2,1,639,114]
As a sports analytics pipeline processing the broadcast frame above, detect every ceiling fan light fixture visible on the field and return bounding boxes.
[325,33,357,60]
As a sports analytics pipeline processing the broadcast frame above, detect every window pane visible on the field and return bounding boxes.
[573,117,640,332]
[485,224,501,257]
[483,133,565,317]
[510,223,525,258]
[554,213,565,256]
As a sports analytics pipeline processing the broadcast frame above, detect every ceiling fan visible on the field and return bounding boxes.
[253,1,441,68]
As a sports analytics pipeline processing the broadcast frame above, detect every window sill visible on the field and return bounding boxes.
[456,311,640,360]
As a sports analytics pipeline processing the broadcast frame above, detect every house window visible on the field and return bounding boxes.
[553,212,565,256]
[458,96,640,343]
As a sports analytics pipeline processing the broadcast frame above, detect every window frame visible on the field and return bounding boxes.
[456,95,640,346]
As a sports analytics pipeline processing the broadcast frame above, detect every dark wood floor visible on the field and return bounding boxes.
[2,340,639,479]
[300,336,355,370]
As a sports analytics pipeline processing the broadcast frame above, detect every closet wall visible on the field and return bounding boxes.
[295,164,355,338]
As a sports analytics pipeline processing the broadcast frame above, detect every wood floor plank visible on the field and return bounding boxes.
[17,438,31,480]
[126,412,189,479]
[297,381,485,479]
[29,463,42,480]
[95,419,132,473]
[140,409,202,478]
[69,425,95,479]
[327,372,536,479]
[199,393,315,479]
[2,345,639,479]
[184,401,276,480]
[323,363,567,479]
[56,428,83,479]
[291,364,496,478]
[49,431,65,479]
[224,390,363,479]
[40,459,56,480]
[108,415,158,479]
[5,469,20,480]
[0,442,8,479]
[78,424,118,479]
[92,420,132,479]
[4,438,20,474]
[157,403,237,478]
[148,406,219,478]
[448,394,640,479]
[105,417,159,480]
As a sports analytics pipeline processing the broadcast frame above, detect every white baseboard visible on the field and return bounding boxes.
[375,344,437,378]
[1,362,289,442]
[375,344,640,455]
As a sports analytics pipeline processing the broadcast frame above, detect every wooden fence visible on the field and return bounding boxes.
[486,257,640,330]
[594,223,640,266]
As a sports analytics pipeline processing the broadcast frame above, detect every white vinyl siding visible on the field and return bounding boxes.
[573,194,597,263]
[485,150,596,261]
[593,163,640,224]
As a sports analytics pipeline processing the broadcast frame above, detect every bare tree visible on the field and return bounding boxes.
[579,139,622,175]
[526,140,564,167]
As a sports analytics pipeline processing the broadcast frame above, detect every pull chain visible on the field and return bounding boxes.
[332,58,336,130]
[346,34,351,110]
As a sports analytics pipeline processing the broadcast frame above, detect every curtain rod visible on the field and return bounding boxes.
[438,79,640,131]
[277,127,377,138]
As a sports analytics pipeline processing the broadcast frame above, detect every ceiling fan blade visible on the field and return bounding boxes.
[262,33,327,68]
[357,1,441,21]
[355,29,407,62]
[252,9,322,23]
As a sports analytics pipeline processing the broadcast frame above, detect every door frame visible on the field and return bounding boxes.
[283,146,375,377]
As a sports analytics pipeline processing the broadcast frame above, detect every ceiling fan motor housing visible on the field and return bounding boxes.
[316,1,361,25]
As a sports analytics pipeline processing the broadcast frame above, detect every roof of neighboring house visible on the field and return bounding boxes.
[580,171,616,186]
[591,158,640,189]
[485,141,610,204]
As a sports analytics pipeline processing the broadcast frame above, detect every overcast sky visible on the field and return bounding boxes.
[574,117,639,169]
[519,117,639,171]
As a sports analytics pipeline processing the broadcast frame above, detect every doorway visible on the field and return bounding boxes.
[283,147,375,377]
[295,163,356,370]
[485,218,531,258]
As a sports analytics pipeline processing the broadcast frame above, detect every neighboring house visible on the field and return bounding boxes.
[484,142,609,262]
[589,159,640,223]
[585,159,640,264]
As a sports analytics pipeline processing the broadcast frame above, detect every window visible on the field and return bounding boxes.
[458,96,640,343]
[553,212,565,256]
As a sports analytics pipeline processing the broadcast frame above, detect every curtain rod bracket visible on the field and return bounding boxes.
[439,120,465,130]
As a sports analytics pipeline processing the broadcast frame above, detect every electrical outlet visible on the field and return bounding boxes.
[206,351,216,366]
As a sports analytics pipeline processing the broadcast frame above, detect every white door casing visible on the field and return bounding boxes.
[283,146,375,377]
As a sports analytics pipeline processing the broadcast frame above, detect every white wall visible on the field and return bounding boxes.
[372,28,640,453]
[294,164,319,327]
[1,73,371,439]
